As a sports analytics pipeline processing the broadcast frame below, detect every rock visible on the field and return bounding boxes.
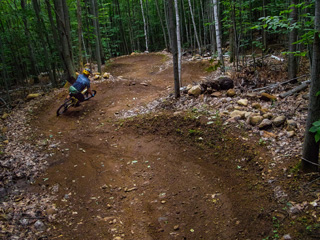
[218,77,234,90]
[246,92,257,99]
[26,93,41,101]
[263,131,277,138]
[103,72,110,79]
[94,75,100,80]
[260,108,269,114]
[287,131,295,138]
[237,99,248,106]
[252,103,261,109]
[263,113,273,119]
[0,187,7,198]
[113,237,123,240]
[302,94,309,100]
[226,89,236,97]
[46,208,56,216]
[140,82,148,86]
[281,234,292,240]
[174,225,180,230]
[258,119,273,130]
[205,80,220,90]
[230,110,246,119]
[273,116,286,127]
[1,113,9,120]
[34,220,46,231]
[286,120,297,130]
[260,93,277,101]
[188,85,202,96]
[211,92,222,97]
[249,115,263,126]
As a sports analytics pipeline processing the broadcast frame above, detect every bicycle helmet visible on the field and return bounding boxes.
[82,68,92,76]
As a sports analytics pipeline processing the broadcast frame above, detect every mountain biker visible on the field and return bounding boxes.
[68,68,94,106]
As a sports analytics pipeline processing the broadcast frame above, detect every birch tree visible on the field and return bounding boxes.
[140,0,149,52]
[213,0,225,72]
[174,0,181,86]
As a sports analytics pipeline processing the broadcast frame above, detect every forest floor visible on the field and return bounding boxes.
[1,52,320,240]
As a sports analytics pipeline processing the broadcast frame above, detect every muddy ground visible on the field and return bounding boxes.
[3,53,320,239]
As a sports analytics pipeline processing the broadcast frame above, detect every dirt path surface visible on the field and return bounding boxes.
[31,53,276,239]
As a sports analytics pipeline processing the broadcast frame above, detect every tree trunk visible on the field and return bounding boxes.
[302,1,320,172]
[54,0,76,82]
[288,0,298,81]
[0,35,11,104]
[77,0,83,69]
[21,0,38,83]
[174,0,182,86]
[168,0,180,99]
[91,0,102,73]
[212,0,224,72]
[32,0,56,86]
[187,0,201,54]
[140,0,149,52]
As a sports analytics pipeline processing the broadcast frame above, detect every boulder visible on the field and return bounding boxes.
[260,93,277,101]
[273,116,286,127]
[26,93,41,101]
[249,115,263,126]
[188,85,202,96]
[226,89,236,97]
[218,77,234,90]
[237,99,248,106]
[258,119,273,130]
[93,75,100,80]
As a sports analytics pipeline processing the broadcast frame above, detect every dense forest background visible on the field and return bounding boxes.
[0,0,315,94]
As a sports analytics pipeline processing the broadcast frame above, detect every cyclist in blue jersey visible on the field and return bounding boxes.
[68,68,94,106]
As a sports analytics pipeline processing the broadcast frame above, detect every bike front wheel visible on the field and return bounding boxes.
[56,99,74,116]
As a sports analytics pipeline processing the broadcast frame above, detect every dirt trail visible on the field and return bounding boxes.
[32,53,275,239]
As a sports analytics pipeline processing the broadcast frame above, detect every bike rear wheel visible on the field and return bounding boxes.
[56,99,74,116]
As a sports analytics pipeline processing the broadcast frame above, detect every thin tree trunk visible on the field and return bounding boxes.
[54,0,76,82]
[21,0,38,83]
[187,0,201,54]
[0,35,11,104]
[174,0,182,86]
[155,0,169,50]
[168,0,180,99]
[32,0,56,86]
[213,0,224,72]
[91,0,102,73]
[288,0,298,81]
[77,0,83,68]
[302,1,320,172]
[140,0,149,52]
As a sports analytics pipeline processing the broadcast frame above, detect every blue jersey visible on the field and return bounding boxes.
[72,74,90,92]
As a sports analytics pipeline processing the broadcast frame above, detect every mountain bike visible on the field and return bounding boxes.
[56,89,96,116]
